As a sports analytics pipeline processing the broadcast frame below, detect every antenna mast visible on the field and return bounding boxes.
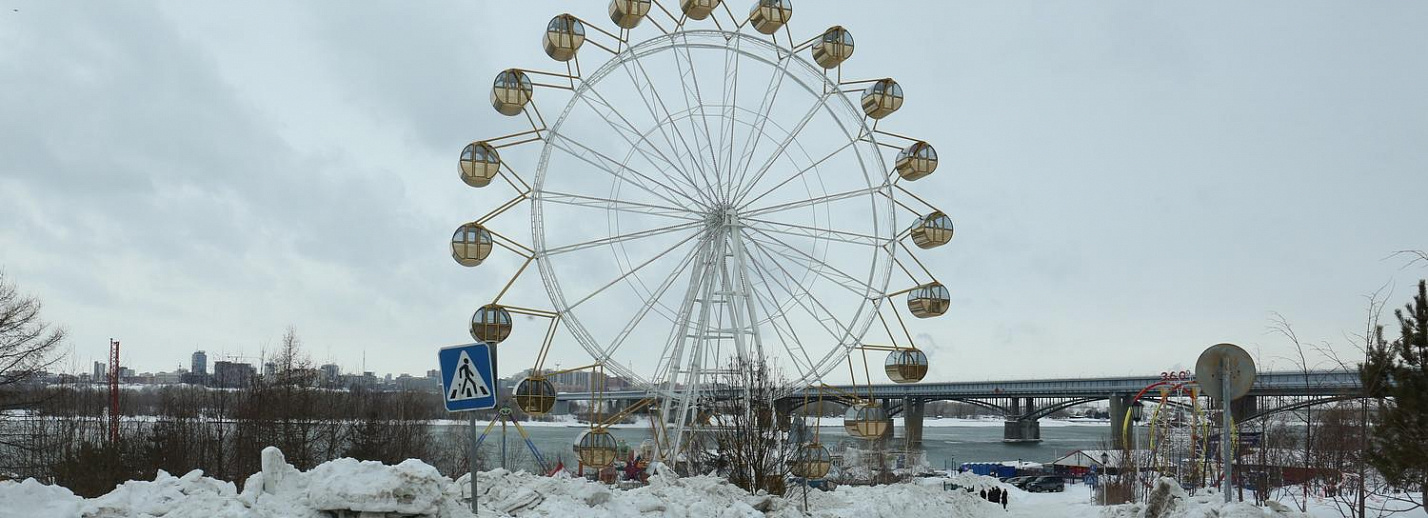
[107,338,120,443]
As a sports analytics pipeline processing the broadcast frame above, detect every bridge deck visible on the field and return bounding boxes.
[554,370,1361,401]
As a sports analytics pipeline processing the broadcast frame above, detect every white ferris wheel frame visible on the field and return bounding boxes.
[530,29,898,405]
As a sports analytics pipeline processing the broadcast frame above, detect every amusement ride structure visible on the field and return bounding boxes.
[449,0,952,471]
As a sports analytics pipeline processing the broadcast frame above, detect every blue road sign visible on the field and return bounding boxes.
[439,343,496,412]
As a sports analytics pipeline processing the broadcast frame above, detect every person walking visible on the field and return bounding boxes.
[979,488,987,500]
[1000,487,1008,510]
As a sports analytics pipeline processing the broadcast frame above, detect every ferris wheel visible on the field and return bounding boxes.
[450,0,954,464]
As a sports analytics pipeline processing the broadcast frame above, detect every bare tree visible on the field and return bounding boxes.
[0,272,66,391]
[1270,313,1320,511]
[1309,288,1392,518]
[1389,250,1428,269]
[705,356,795,494]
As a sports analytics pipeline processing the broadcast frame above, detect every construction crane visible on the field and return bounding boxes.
[107,338,120,443]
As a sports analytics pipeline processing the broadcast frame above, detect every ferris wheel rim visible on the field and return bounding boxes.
[530,29,897,398]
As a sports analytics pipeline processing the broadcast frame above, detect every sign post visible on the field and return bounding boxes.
[469,412,477,514]
[439,343,497,514]
[1195,343,1256,505]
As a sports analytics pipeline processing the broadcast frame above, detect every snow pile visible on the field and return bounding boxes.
[0,478,81,518]
[1100,478,1310,518]
[471,469,793,517]
[72,469,249,518]
[0,446,457,518]
[801,474,1008,517]
[0,449,1035,518]
[305,457,449,514]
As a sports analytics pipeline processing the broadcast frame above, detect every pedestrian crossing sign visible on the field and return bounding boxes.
[438,343,496,412]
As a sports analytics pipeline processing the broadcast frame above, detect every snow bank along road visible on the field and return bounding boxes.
[0,447,1318,517]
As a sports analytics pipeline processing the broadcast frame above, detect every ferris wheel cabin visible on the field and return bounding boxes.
[895,141,938,181]
[680,0,720,20]
[749,0,792,35]
[469,304,513,343]
[609,0,652,29]
[450,223,494,267]
[574,428,620,467]
[811,26,854,69]
[791,443,832,479]
[906,282,950,318]
[861,78,903,119]
[910,211,954,249]
[490,69,533,116]
[459,141,501,188]
[515,376,558,415]
[544,14,586,62]
[844,403,890,439]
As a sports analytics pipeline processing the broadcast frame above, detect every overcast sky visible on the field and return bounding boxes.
[2,1,1426,383]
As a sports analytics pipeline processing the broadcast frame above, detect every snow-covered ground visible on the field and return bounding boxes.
[0,448,1414,518]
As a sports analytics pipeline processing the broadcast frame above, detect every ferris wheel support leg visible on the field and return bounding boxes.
[670,255,718,467]
[656,240,716,465]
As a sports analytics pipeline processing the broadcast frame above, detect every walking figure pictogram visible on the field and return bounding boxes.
[450,356,489,399]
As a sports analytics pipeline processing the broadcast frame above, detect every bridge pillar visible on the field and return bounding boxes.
[1109,394,1135,450]
[902,397,925,447]
[774,398,795,431]
[1231,395,1257,420]
[880,399,895,440]
[1003,418,1041,443]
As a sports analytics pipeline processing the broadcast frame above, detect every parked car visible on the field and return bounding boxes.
[1003,476,1035,488]
[1025,476,1065,493]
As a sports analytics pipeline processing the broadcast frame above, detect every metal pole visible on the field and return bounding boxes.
[501,418,508,470]
[1221,362,1233,504]
[469,412,478,515]
[802,478,809,514]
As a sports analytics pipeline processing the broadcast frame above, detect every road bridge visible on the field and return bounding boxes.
[554,370,1364,444]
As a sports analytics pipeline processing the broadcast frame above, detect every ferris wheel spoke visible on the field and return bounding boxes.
[599,234,707,360]
[716,34,742,204]
[748,237,863,341]
[731,92,830,204]
[745,243,853,344]
[539,219,702,258]
[741,185,887,219]
[738,139,857,210]
[668,33,724,194]
[547,133,700,210]
[565,229,703,311]
[744,228,883,299]
[727,50,792,204]
[538,191,702,221]
[579,88,714,206]
[619,56,721,202]
[745,276,818,380]
[743,216,890,247]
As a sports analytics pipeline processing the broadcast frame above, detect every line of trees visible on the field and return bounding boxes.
[0,326,481,497]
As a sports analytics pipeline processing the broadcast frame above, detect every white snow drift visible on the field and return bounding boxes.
[0,448,1316,518]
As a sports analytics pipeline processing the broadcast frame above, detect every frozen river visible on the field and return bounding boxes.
[452,418,1114,470]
